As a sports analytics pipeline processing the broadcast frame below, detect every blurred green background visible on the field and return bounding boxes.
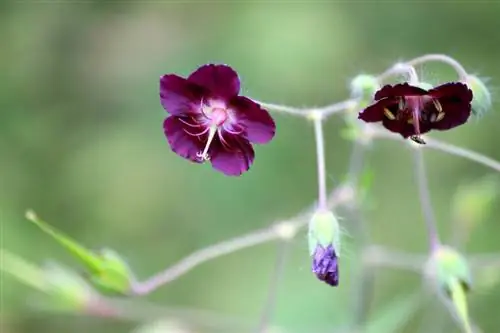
[2,1,500,333]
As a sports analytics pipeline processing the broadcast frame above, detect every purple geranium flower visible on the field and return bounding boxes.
[358,82,473,144]
[159,64,276,176]
[312,244,339,286]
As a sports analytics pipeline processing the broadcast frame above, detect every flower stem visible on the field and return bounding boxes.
[413,148,441,251]
[406,54,468,80]
[313,114,328,210]
[256,99,357,119]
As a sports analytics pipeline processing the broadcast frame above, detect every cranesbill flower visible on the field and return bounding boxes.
[358,82,473,144]
[160,64,276,176]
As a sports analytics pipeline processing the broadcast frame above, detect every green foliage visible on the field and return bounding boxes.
[26,210,133,296]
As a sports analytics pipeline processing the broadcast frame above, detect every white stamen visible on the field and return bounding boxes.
[198,125,218,161]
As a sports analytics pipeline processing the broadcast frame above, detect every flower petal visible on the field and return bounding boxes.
[160,74,205,116]
[188,64,240,99]
[382,117,432,139]
[358,98,393,122]
[209,134,255,176]
[428,82,473,131]
[230,96,276,144]
[163,116,205,163]
[375,83,428,100]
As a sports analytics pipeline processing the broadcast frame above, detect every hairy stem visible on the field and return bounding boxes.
[413,148,441,250]
[370,128,500,173]
[313,114,328,210]
[406,54,469,80]
[257,99,356,119]
[256,241,289,333]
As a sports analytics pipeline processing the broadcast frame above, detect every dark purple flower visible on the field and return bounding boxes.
[159,64,276,176]
[312,244,339,286]
[358,82,473,144]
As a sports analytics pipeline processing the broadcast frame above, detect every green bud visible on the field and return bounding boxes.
[350,74,380,101]
[426,246,473,333]
[307,210,341,256]
[26,210,133,295]
[90,248,134,296]
[465,75,492,117]
[41,262,95,312]
[427,246,472,293]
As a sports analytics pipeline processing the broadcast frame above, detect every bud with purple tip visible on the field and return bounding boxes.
[308,209,341,286]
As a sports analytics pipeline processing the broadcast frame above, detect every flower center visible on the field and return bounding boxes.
[195,104,231,162]
[209,107,228,127]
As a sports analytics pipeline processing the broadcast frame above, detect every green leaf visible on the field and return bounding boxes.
[0,248,47,291]
[1,249,94,313]
[26,210,132,295]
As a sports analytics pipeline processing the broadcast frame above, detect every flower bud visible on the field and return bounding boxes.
[42,262,95,312]
[426,246,472,293]
[308,209,341,286]
[26,210,133,296]
[349,74,380,102]
[425,246,473,333]
[465,75,492,117]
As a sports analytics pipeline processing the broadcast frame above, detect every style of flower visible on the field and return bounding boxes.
[312,244,339,286]
[358,82,473,144]
[160,64,276,176]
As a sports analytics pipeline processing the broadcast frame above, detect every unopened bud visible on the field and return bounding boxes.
[308,210,341,286]
[426,246,472,293]
[350,74,380,102]
[425,246,473,333]
[465,75,492,117]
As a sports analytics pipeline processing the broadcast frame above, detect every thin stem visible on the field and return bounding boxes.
[406,54,469,80]
[131,228,279,295]
[256,241,289,333]
[377,63,419,82]
[256,99,357,119]
[313,114,328,210]
[425,138,500,172]
[413,148,441,250]
[369,127,500,173]
[131,186,351,295]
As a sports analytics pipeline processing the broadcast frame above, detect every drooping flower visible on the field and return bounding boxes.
[358,82,473,144]
[160,64,276,176]
[312,244,339,286]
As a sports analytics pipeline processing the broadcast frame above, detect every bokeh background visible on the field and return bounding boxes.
[2,1,500,333]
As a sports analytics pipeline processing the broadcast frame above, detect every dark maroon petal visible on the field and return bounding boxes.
[209,134,255,176]
[358,98,394,123]
[187,64,240,99]
[428,83,472,131]
[382,118,432,139]
[163,116,205,163]
[160,74,205,116]
[374,83,428,100]
[230,96,276,144]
